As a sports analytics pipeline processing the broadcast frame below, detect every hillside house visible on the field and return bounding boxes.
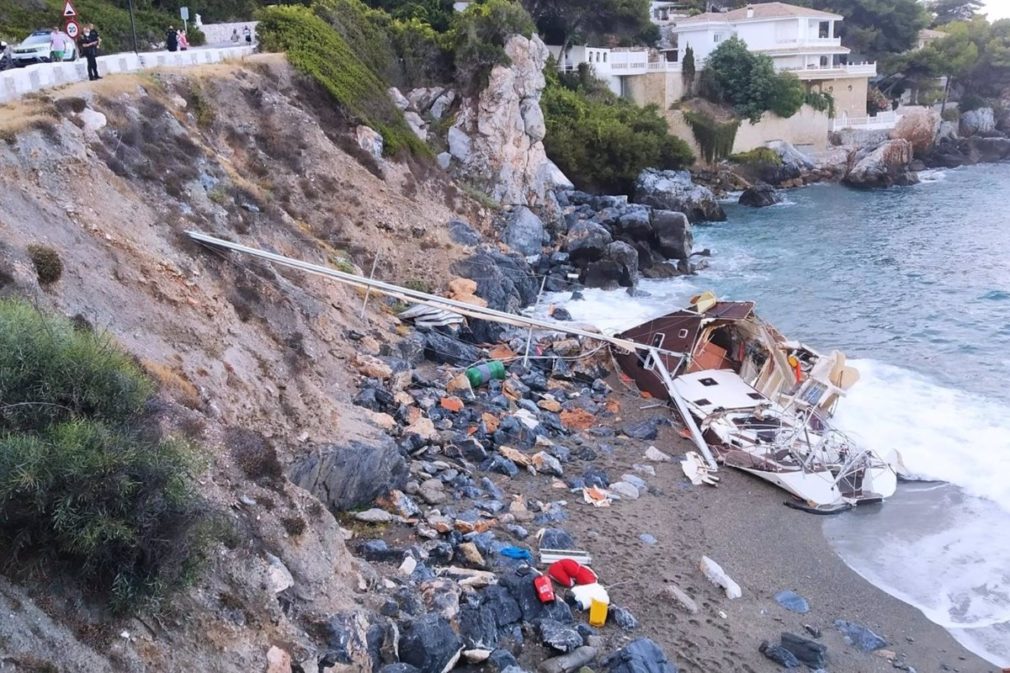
[669,2,876,117]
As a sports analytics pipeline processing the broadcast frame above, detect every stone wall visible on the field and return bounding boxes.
[196,21,259,46]
[810,77,868,119]
[623,71,686,110]
[664,104,830,164]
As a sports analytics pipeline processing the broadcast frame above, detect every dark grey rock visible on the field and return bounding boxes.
[739,182,781,207]
[483,584,523,627]
[780,632,827,668]
[565,221,612,262]
[604,638,678,673]
[610,605,639,630]
[399,614,463,673]
[358,539,403,562]
[759,641,801,668]
[623,418,663,440]
[482,454,520,477]
[502,206,546,256]
[423,330,481,366]
[614,207,653,242]
[488,649,520,672]
[380,665,421,673]
[540,528,575,549]
[289,438,407,511]
[353,385,396,412]
[453,248,540,313]
[651,210,693,261]
[539,619,583,653]
[582,467,610,488]
[834,619,887,652]
[459,602,499,650]
[499,567,551,622]
[584,241,638,289]
[552,307,572,321]
[449,219,482,246]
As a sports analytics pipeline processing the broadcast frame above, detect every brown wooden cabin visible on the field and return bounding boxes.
[613,301,757,401]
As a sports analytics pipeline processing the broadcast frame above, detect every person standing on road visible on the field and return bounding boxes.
[166,26,178,52]
[243,25,252,44]
[80,24,100,81]
[49,27,66,63]
[230,28,239,43]
[178,30,189,51]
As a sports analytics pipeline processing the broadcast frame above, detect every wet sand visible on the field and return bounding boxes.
[526,389,999,673]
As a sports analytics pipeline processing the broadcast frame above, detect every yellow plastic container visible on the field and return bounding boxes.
[588,598,608,627]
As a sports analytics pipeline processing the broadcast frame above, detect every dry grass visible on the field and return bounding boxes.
[141,359,202,410]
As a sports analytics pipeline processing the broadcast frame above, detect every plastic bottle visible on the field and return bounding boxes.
[465,360,506,388]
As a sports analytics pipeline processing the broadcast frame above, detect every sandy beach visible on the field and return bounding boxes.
[526,383,999,673]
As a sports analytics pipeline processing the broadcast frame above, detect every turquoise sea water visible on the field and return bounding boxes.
[546,164,1010,665]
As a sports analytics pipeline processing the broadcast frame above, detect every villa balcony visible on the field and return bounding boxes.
[785,62,877,79]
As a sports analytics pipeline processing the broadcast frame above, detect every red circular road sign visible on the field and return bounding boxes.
[64,19,80,39]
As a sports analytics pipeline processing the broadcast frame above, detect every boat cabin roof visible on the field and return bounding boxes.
[672,369,768,415]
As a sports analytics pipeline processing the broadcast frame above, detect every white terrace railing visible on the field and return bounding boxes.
[830,110,901,131]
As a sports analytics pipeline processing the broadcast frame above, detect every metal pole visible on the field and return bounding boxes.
[127,0,139,53]
[522,275,547,368]
[359,253,380,320]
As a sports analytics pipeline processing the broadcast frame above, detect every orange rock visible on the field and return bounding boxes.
[446,373,473,394]
[605,399,620,414]
[448,277,478,296]
[489,344,517,360]
[641,391,653,399]
[440,396,465,413]
[559,408,596,431]
[503,379,523,401]
[481,412,500,433]
[537,398,562,413]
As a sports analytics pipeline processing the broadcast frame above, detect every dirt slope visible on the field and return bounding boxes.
[0,55,488,672]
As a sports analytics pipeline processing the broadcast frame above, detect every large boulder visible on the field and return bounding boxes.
[843,139,919,188]
[399,615,464,673]
[613,207,653,242]
[738,183,780,208]
[960,106,996,136]
[968,135,1010,162]
[564,221,612,262]
[766,139,815,172]
[448,35,571,209]
[452,248,540,312]
[890,107,940,155]
[583,241,639,289]
[289,437,407,511]
[650,210,693,261]
[633,169,725,222]
[501,206,545,256]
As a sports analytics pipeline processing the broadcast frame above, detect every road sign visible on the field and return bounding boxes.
[180,6,189,20]
[63,1,77,17]
[65,19,80,39]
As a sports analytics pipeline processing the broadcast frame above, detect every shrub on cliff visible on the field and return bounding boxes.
[450,0,536,94]
[0,299,209,610]
[257,4,429,156]
[542,69,694,194]
[698,36,806,123]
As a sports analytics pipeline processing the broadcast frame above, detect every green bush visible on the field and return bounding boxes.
[256,4,428,156]
[804,90,835,117]
[542,70,694,193]
[866,85,890,114]
[941,106,960,122]
[26,244,62,285]
[0,299,209,610]
[450,0,535,95]
[728,147,781,166]
[698,36,806,122]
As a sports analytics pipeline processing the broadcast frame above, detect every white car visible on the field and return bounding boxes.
[12,29,78,67]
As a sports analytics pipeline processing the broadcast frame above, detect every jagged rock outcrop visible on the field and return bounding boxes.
[633,169,726,222]
[843,139,918,188]
[448,34,572,209]
[960,107,996,136]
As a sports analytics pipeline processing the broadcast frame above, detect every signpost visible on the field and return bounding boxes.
[180,6,189,34]
[62,0,79,53]
[62,1,76,17]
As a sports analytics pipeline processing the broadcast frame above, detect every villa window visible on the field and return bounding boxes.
[820,55,829,67]
[819,21,830,38]
[602,52,607,62]
[714,32,722,43]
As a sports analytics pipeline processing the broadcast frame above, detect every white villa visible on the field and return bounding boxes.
[669,2,876,117]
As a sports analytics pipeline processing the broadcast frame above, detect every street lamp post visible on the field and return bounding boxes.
[126,0,139,53]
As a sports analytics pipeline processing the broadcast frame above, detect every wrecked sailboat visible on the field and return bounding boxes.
[613,292,898,511]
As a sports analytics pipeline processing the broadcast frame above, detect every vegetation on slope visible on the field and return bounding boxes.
[542,65,693,193]
[0,299,209,610]
[257,4,430,156]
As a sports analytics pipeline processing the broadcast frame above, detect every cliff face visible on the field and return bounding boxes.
[448,34,572,211]
[0,54,484,672]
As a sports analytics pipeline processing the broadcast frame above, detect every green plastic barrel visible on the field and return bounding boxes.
[466,360,506,387]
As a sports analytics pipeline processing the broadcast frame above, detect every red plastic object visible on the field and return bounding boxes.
[547,559,598,587]
[533,574,556,603]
